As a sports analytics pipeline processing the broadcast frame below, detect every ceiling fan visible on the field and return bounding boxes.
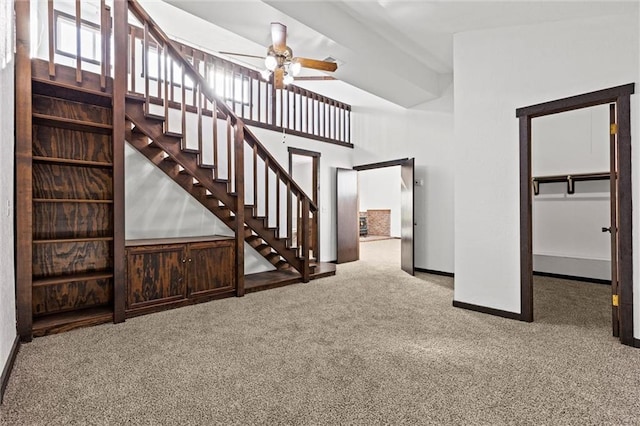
[220,22,338,89]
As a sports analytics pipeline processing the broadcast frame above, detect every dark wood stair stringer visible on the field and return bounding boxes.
[124,100,305,272]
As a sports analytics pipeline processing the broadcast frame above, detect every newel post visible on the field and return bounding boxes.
[234,120,245,296]
[301,197,310,283]
[112,0,127,323]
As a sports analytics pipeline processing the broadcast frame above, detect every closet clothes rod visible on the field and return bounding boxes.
[532,171,610,195]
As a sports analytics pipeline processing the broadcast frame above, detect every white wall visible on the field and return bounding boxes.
[0,0,16,379]
[532,105,611,280]
[454,13,639,315]
[125,143,275,274]
[358,167,401,238]
[291,158,313,198]
[351,86,455,273]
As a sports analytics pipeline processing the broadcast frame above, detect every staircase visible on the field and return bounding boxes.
[123,0,320,282]
[14,0,336,340]
[124,96,302,273]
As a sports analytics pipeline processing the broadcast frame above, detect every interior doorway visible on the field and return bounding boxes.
[517,83,635,346]
[337,158,414,275]
[358,166,402,268]
[288,147,320,262]
[531,103,613,332]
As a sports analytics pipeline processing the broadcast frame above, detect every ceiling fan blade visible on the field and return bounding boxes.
[218,51,265,60]
[295,57,338,72]
[271,22,287,54]
[274,67,284,89]
[294,76,337,81]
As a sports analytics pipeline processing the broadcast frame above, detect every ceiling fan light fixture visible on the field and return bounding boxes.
[290,61,301,76]
[283,74,294,85]
[260,69,271,81]
[265,55,277,71]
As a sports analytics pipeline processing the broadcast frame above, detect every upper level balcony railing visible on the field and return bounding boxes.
[33,0,352,147]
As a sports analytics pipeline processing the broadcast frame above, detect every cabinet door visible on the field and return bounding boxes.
[187,241,235,297]
[126,245,187,309]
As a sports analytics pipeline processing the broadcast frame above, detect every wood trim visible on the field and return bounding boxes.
[244,119,353,148]
[353,158,409,171]
[288,147,321,260]
[15,0,33,342]
[452,301,522,321]
[518,84,635,343]
[516,83,635,118]
[519,115,533,323]
[234,122,245,297]
[112,0,127,324]
[288,146,322,158]
[0,337,20,404]
[414,268,454,278]
[533,271,610,285]
[616,93,634,346]
[634,339,640,349]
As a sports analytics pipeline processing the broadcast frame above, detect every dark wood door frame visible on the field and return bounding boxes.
[516,83,635,346]
[353,158,409,171]
[288,147,321,261]
[353,158,415,275]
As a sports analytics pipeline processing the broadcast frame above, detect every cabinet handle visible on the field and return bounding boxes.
[182,258,186,263]
[188,258,192,262]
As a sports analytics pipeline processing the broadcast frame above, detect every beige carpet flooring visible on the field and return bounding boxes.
[2,239,640,425]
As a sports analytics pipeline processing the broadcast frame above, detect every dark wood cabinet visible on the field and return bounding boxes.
[125,236,235,316]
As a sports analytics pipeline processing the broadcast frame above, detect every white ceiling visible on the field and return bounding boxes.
[164,0,637,108]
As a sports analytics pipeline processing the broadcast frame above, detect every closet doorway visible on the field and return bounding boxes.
[288,147,320,262]
[517,84,635,346]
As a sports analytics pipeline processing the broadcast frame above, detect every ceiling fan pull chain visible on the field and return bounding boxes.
[282,127,287,144]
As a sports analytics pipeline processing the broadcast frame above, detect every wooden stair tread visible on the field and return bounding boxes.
[245,262,336,293]
[144,112,166,122]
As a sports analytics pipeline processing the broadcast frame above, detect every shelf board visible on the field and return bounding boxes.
[32,306,113,337]
[32,112,113,135]
[33,198,113,204]
[33,236,114,244]
[32,156,113,168]
[33,271,114,287]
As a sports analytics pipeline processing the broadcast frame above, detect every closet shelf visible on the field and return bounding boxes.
[532,171,610,195]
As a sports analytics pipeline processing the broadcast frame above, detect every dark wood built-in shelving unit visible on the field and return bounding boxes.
[29,89,117,337]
